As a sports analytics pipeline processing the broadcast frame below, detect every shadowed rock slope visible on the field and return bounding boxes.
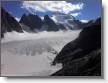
[1,8,23,38]
[52,17,101,76]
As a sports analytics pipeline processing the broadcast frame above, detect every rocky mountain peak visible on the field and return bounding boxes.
[20,14,43,30]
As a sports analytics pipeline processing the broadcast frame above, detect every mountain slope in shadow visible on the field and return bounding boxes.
[1,8,23,38]
[52,17,101,76]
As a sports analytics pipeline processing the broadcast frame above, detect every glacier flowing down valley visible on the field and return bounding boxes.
[1,30,81,76]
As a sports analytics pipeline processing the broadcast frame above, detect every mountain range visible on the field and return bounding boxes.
[1,7,101,76]
[1,7,94,38]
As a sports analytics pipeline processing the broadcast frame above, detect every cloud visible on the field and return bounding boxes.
[80,20,89,23]
[71,12,81,17]
[15,17,20,22]
[21,1,84,14]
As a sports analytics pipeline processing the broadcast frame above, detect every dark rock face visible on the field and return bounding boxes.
[1,8,23,38]
[52,18,101,76]
[68,19,94,30]
[44,15,59,31]
[20,14,43,31]
[67,20,83,29]
[84,20,94,27]
[20,14,66,31]
[57,24,67,30]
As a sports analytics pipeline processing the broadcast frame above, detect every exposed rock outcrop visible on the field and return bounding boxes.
[43,15,59,31]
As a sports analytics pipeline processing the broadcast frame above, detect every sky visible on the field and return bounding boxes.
[1,0,102,21]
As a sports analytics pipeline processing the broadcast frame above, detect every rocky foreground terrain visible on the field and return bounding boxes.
[52,18,101,76]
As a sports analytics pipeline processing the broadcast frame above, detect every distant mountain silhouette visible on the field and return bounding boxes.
[19,14,68,31]
[1,8,23,38]
[52,17,101,76]
[1,7,98,38]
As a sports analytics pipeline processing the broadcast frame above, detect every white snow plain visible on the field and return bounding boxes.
[1,30,81,76]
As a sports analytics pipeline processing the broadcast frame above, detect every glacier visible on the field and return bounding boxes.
[1,30,81,76]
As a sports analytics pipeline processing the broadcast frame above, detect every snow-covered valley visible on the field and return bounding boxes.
[1,30,81,76]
